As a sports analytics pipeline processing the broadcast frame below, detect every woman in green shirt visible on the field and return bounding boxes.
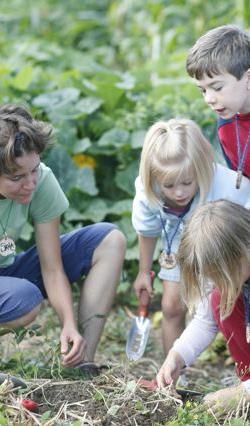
[0,104,126,375]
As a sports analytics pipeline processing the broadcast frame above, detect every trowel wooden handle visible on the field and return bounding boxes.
[138,271,155,317]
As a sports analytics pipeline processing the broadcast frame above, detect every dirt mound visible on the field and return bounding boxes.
[30,369,180,425]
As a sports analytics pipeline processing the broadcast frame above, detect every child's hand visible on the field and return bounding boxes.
[203,383,250,414]
[156,349,185,388]
[133,271,153,298]
[138,378,182,400]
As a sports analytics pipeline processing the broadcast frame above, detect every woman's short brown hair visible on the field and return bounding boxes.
[0,104,53,175]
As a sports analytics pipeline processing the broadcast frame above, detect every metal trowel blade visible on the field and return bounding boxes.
[126,316,151,361]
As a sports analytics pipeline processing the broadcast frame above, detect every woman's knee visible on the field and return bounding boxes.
[95,229,126,260]
[106,229,126,250]
[0,304,42,329]
[24,304,42,324]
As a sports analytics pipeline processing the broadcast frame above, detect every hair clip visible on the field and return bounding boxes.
[14,132,25,144]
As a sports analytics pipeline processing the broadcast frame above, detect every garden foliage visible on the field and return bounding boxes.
[0,0,246,275]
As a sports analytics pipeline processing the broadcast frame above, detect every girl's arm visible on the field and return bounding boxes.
[134,235,157,297]
[132,176,162,237]
[132,177,161,297]
[156,349,185,388]
[172,296,218,365]
[35,218,86,367]
[157,297,218,387]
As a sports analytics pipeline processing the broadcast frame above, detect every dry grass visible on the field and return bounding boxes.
[0,308,249,424]
[0,366,249,425]
[0,368,180,425]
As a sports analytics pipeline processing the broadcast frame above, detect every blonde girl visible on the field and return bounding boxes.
[132,118,250,357]
[157,200,250,408]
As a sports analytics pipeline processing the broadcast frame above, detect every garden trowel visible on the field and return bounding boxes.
[126,271,155,361]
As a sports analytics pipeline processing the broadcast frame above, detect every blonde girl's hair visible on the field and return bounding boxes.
[139,118,214,206]
[178,200,250,319]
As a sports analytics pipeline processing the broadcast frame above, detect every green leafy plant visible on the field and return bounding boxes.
[0,0,242,286]
[0,2,247,423]
[166,401,215,426]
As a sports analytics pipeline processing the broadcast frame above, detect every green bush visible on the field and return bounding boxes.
[0,0,244,279]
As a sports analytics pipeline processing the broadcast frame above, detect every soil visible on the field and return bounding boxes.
[30,374,179,425]
[29,315,239,424]
[0,306,244,425]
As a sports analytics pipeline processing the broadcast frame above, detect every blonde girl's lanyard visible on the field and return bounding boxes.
[158,203,191,269]
[235,115,250,189]
[0,201,16,257]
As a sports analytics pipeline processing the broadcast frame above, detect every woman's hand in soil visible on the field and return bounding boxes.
[203,383,250,414]
[156,349,185,389]
[133,271,153,299]
[60,327,87,367]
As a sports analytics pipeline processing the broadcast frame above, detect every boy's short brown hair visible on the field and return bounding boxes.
[186,25,250,80]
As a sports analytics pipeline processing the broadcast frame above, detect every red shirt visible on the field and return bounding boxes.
[218,113,250,178]
[211,289,250,381]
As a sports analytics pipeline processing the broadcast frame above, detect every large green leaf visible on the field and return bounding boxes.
[131,130,146,149]
[76,97,103,115]
[73,138,92,154]
[45,146,98,196]
[64,208,85,222]
[97,128,130,148]
[33,91,102,121]
[116,72,135,90]
[81,199,109,222]
[10,65,34,91]
[0,0,237,283]
[55,125,79,152]
[32,88,80,111]
[91,73,125,110]
[115,216,137,247]
[74,167,98,196]
[107,199,132,216]
[115,161,138,196]
[125,245,139,261]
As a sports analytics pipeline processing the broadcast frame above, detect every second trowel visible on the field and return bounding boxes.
[126,271,155,361]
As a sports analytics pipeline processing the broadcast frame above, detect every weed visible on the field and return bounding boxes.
[166,401,215,425]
